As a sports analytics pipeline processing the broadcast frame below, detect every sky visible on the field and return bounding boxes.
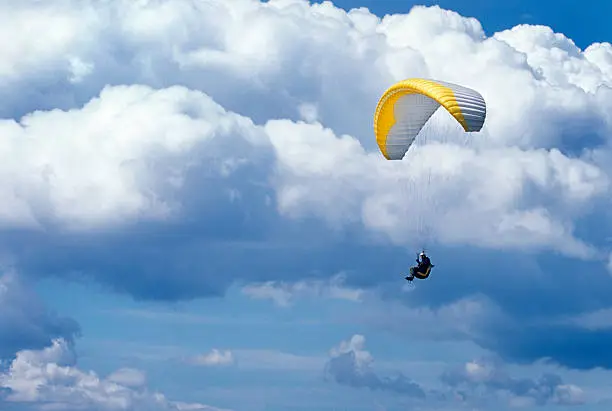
[1,0,612,410]
[327,0,612,51]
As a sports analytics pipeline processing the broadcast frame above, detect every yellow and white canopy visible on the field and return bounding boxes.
[374,78,486,160]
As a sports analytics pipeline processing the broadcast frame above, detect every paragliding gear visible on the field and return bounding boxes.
[374,78,487,250]
[405,253,433,281]
[374,78,487,161]
[405,265,432,281]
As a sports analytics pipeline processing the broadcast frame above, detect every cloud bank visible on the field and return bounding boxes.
[0,339,228,411]
[1,0,612,385]
[1,0,611,288]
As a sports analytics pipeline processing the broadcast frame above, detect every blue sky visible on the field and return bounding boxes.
[329,0,610,50]
[2,1,612,410]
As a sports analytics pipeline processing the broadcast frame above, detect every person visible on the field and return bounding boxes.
[405,251,433,281]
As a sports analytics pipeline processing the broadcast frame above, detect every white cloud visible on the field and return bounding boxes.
[441,357,585,406]
[0,0,612,256]
[326,334,425,397]
[329,334,373,366]
[0,0,610,281]
[0,2,96,80]
[191,349,234,367]
[553,384,585,405]
[0,84,270,231]
[2,0,612,407]
[0,79,604,295]
[267,119,607,257]
[107,368,147,387]
[241,274,364,307]
[0,339,228,411]
[3,0,612,149]
[494,25,612,93]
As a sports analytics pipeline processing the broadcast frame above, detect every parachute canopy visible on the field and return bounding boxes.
[374,78,486,160]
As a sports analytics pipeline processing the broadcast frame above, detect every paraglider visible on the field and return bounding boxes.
[374,78,487,160]
[405,251,433,282]
[373,78,487,282]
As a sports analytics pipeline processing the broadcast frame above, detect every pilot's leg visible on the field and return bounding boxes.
[405,267,415,281]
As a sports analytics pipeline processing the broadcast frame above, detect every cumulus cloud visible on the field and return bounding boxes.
[441,357,585,406]
[267,119,607,258]
[6,1,612,152]
[191,349,234,367]
[0,1,95,81]
[325,334,425,398]
[241,274,364,307]
[4,0,612,163]
[1,0,612,376]
[0,84,270,231]
[0,0,609,286]
[0,86,606,258]
[0,339,228,411]
[1,80,602,306]
[0,271,78,360]
[0,84,279,299]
